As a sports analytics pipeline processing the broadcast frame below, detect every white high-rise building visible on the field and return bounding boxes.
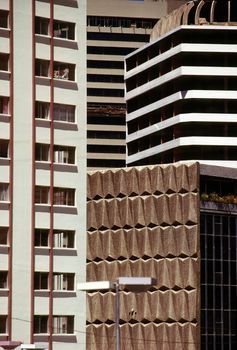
[125,0,237,167]
[0,1,87,349]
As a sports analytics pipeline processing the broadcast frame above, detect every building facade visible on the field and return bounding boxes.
[86,0,187,169]
[0,1,87,349]
[86,162,237,350]
[125,0,237,166]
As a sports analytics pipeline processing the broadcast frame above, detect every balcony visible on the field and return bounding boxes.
[35,59,49,78]
[53,230,75,249]
[52,316,74,334]
[53,103,75,123]
[53,20,75,40]
[0,54,9,72]
[35,143,49,162]
[0,227,8,246]
[35,101,49,120]
[53,62,75,81]
[0,271,7,289]
[0,183,9,202]
[53,273,74,291]
[0,11,8,29]
[0,315,7,334]
[35,17,49,36]
[34,315,74,335]
[34,272,48,290]
[53,188,75,206]
[34,316,48,334]
[53,145,75,164]
[35,186,49,205]
[34,229,49,248]
[0,97,8,115]
[0,140,9,158]
[34,229,75,249]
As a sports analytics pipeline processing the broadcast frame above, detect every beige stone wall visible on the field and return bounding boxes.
[87,163,200,350]
[87,0,167,19]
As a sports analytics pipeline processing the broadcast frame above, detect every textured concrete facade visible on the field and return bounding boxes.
[87,162,200,350]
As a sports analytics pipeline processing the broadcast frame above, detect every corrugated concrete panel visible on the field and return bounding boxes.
[86,162,200,350]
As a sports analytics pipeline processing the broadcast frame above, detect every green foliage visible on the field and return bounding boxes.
[201,192,237,204]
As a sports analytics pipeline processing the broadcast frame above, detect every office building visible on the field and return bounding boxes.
[125,0,237,166]
[86,0,187,169]
[87,162,237,350]
[0,1,87,349]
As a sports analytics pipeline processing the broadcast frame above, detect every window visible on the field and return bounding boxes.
[53,188,75,206]
[87,16,156,29]
[34,316,48,334]
[0,316,7,334]
[35,101,49,119]
[0,227,8,245]
[53,273,74,291]
[0,271,7,289]
[0,140,9,158]
[53,20,75,40]
[53,316,74,334]
[53,230,75,248]
[35,17,49,35]
[35,186,49,204]
[53,103,75,123]
[53,145,75,164]
[34,272,48,290]
[35,143,49,162]
[0,183,9,201]
[34,229,49,247]
[0,54,9,71]
[0,10,8,28]
[53,62,75,81]
[35,59,49,77]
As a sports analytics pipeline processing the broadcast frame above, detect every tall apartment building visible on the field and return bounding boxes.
[86,0,187,169]
[0,1,87,350]
[125,0,237,166]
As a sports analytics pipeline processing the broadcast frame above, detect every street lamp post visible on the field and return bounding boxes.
[78,277,156,350]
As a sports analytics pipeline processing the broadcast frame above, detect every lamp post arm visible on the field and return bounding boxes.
[115,282,120,350]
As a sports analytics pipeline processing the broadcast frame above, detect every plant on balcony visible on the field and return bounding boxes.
[201,192,237,204]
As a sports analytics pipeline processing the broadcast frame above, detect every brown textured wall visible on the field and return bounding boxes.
[87,163,200,350]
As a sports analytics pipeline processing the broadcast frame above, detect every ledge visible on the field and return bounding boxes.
[0,114,10,123]
[0,202,10,210]
[0,289,9,297]
[53,163,78,173]
[34,247,50,255]
[35,204,50,213]
[200,200,237,214]
[35,76,50,86]
[34,290,50,297]
[0,71,10,80]
[53,205,78,215]
[53,79,78,90]
[0,246,9,254]
[0,28,10,37]
[53,38,78,50]
[33,334,77,343]
[35,119,50,128]
[52,334,77,343]
[0,158,10,166]
[53,121,78,131]
[53,290,77,298]
[53,248,77,256]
